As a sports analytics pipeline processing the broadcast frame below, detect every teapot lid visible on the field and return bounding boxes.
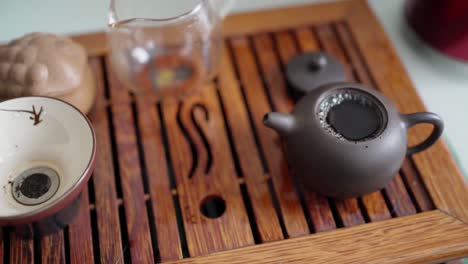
[286,52,346,99]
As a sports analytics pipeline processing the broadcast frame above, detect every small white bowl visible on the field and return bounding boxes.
[0,96,95,233]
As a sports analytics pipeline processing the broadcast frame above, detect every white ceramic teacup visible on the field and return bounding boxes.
[0,96,96,235]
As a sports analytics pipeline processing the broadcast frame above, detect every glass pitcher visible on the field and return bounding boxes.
[107,0,234,98]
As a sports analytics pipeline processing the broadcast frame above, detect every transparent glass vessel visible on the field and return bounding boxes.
[107,0,233,98]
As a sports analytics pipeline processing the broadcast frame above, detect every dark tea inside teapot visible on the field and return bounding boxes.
[264,82,443,198]
[319,88,386,141]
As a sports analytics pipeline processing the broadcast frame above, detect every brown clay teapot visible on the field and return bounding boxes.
[263,82,443,198]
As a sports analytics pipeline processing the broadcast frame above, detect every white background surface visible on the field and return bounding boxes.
[1,0,467,179]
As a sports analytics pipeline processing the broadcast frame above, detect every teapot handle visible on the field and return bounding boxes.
[401,112,444,155]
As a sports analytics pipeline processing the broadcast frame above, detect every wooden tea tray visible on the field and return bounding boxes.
[2,0,467,263]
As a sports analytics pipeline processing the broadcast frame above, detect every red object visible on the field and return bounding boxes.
[405,0,468,61]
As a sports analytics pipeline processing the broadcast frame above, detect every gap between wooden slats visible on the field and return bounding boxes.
[105,57,155,263]
[131,97,163,262]
[68,187,94,263]
[134,97,183,261]
[400,159,435,211]
[9,233,33,264]
[40,231,65,263]
[156,101,191,259]
[228,36,312,237]
[88,57,124,263]
[216,46,285,242]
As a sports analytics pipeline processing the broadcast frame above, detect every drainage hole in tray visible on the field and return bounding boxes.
[200,195,226,219]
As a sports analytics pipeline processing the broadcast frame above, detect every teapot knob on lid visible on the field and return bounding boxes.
[286,51,346,99]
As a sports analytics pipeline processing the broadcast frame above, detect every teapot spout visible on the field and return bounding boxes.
[263,112,296,135]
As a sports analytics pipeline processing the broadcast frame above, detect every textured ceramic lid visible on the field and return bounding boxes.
[286,52,346,97]
[0,33,96,114]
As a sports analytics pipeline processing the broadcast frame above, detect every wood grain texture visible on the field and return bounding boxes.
[40,232,65,263]
[360,192,392,222]
[224,1,351,37]
[217,45,285,242]
[106,58,155,263]
[333,198,365,227]
[401,159,435,211]
[162,85,254,256]
[68,187,94,263]
[346,0,468,222]
[88,58,124,263]
[231,35,313,236]
[384,174,417,217]
[171,211,468,264]
[20,1,467,263]
[334,22,373,86]
[315,24,354,80]
[9,233,33,264]
[135,98,183,261]
[302,192,336,232]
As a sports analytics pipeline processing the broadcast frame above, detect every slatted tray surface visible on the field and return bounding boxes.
[2,1,468,263]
